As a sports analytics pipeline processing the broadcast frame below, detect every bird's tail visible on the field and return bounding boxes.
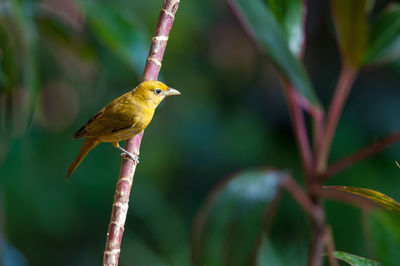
[66,138,100,179]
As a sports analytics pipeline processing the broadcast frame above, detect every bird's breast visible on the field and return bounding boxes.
[133,107,154,131]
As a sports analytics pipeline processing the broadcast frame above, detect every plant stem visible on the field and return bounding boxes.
[285,84,314,182]
[307,201,325,266]
[294,93,325,155]
[316,64,356,175]
[102,1,180,265]
[321,130,400,180]
[284,86,327,266]
[282,175,323,223]
[324,226,339,266]
[285,80,328,266]
[311,186,378,209]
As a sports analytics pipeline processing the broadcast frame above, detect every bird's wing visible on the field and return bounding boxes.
[73,92,137,139]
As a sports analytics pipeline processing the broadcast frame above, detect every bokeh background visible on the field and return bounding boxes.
[1,0,400,265]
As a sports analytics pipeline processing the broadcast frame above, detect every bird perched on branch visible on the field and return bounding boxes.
[66,80,181,179]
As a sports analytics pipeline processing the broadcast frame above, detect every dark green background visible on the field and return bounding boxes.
[0,0,399,265]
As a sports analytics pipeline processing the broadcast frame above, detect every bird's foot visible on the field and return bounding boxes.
[113,142,139,164]
[121,151,139,164]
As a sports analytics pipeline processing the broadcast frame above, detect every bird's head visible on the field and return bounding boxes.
[134,80,181,108]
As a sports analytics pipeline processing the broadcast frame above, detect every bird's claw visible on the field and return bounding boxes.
[121,152,139,164]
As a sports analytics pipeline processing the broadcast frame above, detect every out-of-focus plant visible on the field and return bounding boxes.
[2,0,400,265]
[0,0,147,160]
[192,0,400,265]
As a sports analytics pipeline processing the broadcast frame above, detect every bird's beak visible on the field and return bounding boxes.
[166,87,181,96]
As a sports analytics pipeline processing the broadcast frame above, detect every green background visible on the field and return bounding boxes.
[1,0,400,265]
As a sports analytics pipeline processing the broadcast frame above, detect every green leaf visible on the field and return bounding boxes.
[330,0,371,68]
[256,235,284,266]
[369,210,400,265]
[332,251,381,266]
[324,186,400,213]
[192,169,286,266]
[228,0,320,107]
[365,4,400,65]
[84,2,148,76]
[266,0,305,56]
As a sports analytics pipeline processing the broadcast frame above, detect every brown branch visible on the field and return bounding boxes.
[316,64,356,174]
[102,1,180,265]
[321,130,400,180]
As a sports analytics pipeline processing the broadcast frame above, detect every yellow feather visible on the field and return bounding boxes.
[67,80,180,178]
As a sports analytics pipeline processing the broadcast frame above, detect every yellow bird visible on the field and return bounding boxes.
[66,80,181,179]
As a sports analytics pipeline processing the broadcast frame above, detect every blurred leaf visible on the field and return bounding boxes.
[192,169,286,266]
[330,0,370,68]
[228,0,320,107]
[266,0,305,56]
[256,235,284,266]
[7,1,40,136]
[332,251,381,266]
[36,0,84,31]
[0,243,29,266]
[0,19,18,93]
[324,186,400,213]
[84,2,148,77]
[368,210,400,265]
[365,4,400,65]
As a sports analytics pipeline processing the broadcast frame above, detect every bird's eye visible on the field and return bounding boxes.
[154,88,162,95]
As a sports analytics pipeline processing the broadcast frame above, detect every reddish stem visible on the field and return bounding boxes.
[311,186,378,209]
[307,201,325,266]
[102,1,180,265]
[313,113,325,155]
[282,175,323,223]
[324,226,339,266]
[316,64,356,174]
[322,130,400,180]
[294,93,325,156]
[285,85,314,182]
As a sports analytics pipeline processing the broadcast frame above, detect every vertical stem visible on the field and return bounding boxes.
[285,85,314,183]
[292,93,325,157]
[312,110,324,155]
[307,202,325,266]
[103,1,180,265]
[324,226,339,266]
[316,64,356,174]
[285,83,326,266]
[307,63,356,266]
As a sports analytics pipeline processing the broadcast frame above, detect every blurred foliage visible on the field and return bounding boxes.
[0,0,400,265]
[330,0,370,68]
[266,0,305,56]
[365,3,400,65]
[368,210,400,265]
[192,169,285,266]
[228,0,319,106]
